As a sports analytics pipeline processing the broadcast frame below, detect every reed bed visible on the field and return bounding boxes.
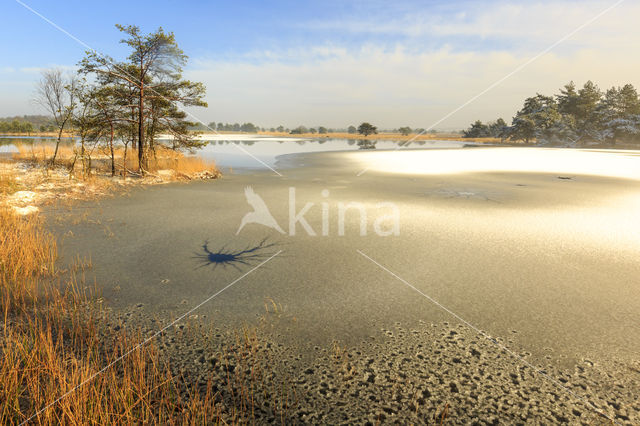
[0,209,288,424]
[11,142,218,179]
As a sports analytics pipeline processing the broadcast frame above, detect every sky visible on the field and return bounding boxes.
[1,0,639,130]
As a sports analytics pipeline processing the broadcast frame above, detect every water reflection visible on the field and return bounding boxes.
[357,139,377,150]
[0,135,471,171]
[193,137,471,170]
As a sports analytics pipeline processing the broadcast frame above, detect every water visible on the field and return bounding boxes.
[180,135,471,171]
[0,135,471,170]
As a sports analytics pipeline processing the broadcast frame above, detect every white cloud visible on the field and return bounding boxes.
[303,1,639,49]
[182,0,640,129]
[187,42,640,129]
[4,1,638,128]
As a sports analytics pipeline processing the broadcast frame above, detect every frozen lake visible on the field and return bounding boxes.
[0,135,472,171]
[173,135,473,171]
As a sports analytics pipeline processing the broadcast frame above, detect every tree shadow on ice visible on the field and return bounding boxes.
[192,237,282,271]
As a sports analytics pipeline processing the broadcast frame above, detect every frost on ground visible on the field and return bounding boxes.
[0,161,220,215]
[104,305,639,425]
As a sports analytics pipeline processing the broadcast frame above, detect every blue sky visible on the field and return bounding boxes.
[1,1,638,128]
[3,1,511,65]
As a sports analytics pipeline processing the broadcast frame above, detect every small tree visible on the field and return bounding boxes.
[34,69,78,165]
[347,125,357,134]
[398,126,412,136]
[357,122,377,137]
[318,126,328,134]
[72,82,99,178]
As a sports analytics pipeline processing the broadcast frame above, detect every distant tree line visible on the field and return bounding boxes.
[207,122,259,133]
[0,115,56,133]
[187,121,441,136]
[464,81,640,146]
[201,122,437,136]
[0,120,34,134]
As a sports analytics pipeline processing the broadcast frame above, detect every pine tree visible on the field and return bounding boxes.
[510,94,560,143]
[79,25,207,173]
[557,81,580,118]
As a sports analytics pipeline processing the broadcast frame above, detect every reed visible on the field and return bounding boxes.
[11,142,218,179]
[0,207,295,424]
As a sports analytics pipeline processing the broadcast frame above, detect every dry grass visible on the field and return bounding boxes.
[0,206,299,424]
[147,148,218,177]
[0,211,222,424]
[0,209,56,308]
[0,173,20,196]
[13,143,76,164]
[11,142,219,179]
[0,142,219,215]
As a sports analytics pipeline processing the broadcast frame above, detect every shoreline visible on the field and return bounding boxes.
[3,147,640,423]
[96,301,640,424]
[5,131,640,150]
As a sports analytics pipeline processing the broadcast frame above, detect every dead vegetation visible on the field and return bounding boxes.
[11,141,219,180]
[0,209,297,424]
[0,141,219,216]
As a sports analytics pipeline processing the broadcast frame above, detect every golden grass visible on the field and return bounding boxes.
[0,210,57,308]
[0,211,221,424]
[11,142,218,180]
[0,173,20,196]
[0,206,299,424]
[147,150,218,176]
[13,143,73,164]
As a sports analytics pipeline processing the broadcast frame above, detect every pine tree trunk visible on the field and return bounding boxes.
[138,83,144,174]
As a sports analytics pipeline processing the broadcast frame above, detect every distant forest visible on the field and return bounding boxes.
[0,115,55,133]
[200,123,436,135]
[1,116,442,137]
[464,81,640,146]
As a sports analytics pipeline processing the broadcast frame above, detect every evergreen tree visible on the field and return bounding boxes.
[357,122,377,137]
[510,94,560,143]
[79,25,207,173]
[575,81,602,136]
[557,81,580,118]
[463,120,489,138]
